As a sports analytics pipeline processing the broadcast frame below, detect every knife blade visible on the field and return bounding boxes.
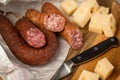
[51,37,118,80]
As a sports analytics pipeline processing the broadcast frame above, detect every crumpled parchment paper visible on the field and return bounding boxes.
[0,0,70,80]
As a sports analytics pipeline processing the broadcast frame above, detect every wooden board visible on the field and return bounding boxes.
[62,0,120,80]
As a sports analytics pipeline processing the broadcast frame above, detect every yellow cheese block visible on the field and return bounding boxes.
[96,6,109,14]
[89,13,104,34]
[94,58,114,80]
[85,0,99,13]
[92,6,109,16]
[72,7,91,28]
[101,14,116,37]
[78,70,100,80]
[60,0,78,16]
[72,0,99,28]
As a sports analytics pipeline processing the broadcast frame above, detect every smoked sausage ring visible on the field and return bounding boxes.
[0,15,58,66]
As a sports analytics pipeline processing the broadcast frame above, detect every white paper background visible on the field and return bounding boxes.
[0,0,71,80]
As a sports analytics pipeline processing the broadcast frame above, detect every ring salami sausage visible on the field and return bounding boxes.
[26,9,65,32]
[0,15,58,66]
[16,17,46,48]
[41,2,83,49]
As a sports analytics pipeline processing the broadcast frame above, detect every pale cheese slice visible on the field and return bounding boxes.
[60,0,78,16]
[94,58,114,80]
[78,70,100,80]
[72,0,99,28]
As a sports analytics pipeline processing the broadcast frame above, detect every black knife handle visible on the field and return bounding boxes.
[71,37,118,65]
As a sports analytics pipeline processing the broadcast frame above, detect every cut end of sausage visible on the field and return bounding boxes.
[44,14,65,32]
[70,29,83,49]
[27,27,46,48]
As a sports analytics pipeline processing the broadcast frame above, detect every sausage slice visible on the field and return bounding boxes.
[26,9,65,32]
[16,17,46,48]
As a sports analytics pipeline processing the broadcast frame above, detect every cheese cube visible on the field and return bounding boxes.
[89,13,104,34]
[101,14,116,37]
[92,6,109,16]
[96,6,109,14]
[85,0,99,13]
[94,58,114,80]
[72,0,99,28]
[89,6,110,34]
[78,70,100,80]
[60,0,78,16]
[72,7,91,28]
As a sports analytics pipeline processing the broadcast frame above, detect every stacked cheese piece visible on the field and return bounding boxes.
[61,0,99,28]
[89,7,110,34]
[60,0,117,37]
[89,7,116,37]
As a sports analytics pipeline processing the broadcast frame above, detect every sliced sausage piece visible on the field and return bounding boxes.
[0,15,58,66]
[41,2,83,49]
[26,9,65,32]
[44,13,65,32]
[16,17,46,48]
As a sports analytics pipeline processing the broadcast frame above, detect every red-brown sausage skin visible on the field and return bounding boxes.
[0,15,58,66]
[41,2,83,49]
[26,9,65,32]
[16,17,46,48]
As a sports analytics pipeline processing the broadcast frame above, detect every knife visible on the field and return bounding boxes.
[51,37,119,80]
